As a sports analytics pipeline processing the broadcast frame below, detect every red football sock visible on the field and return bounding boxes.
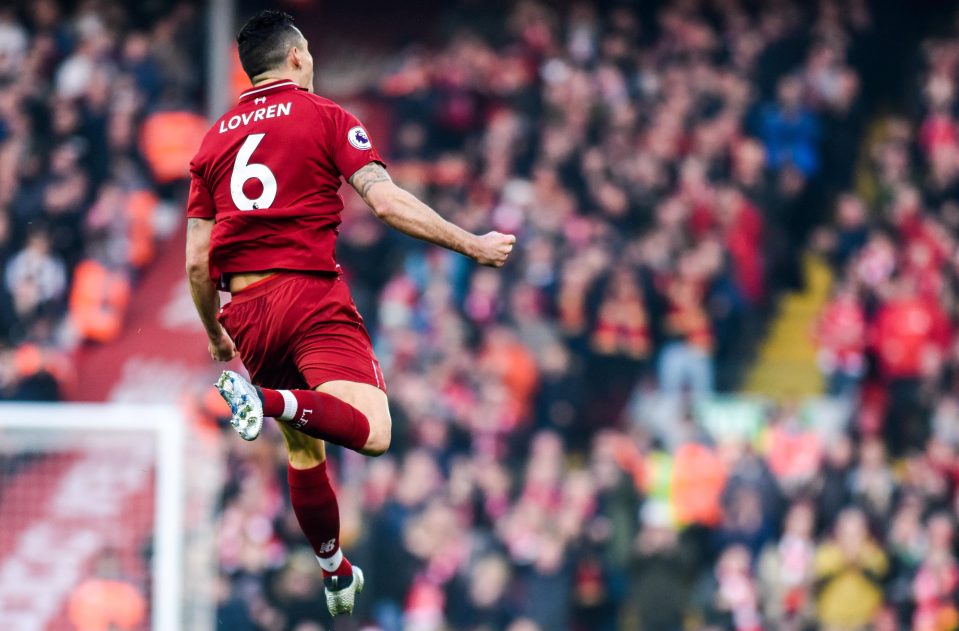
[258,387,370,451]
[287,461,353,578]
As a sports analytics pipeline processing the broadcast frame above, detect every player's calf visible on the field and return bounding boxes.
[285,458,364,616]
[277,423,326,469]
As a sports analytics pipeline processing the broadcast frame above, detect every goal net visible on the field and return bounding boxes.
[0,403,220,631]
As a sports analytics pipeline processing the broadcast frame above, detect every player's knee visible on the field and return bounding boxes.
[363,423,391,457]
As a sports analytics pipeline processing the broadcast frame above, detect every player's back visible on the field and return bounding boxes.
[187,80,385,285]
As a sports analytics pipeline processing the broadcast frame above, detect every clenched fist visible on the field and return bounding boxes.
[472,231,517,268]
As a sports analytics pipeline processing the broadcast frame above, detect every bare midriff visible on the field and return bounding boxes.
[229,271,277,293]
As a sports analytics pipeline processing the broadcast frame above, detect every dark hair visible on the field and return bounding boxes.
[236,10,302,80]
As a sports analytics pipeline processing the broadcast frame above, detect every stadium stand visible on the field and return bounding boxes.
[0,2,204,629]
[5,0,959,630]
[208,2,959,630]
[0,0,204,400]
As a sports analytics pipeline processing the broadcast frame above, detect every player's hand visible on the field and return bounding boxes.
[208,329,237,362]
[472,231,517,268]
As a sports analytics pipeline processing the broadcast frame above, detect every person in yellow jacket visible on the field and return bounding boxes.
[814,507,889,631]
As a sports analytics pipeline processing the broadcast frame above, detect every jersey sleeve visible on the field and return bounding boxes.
[327,105,386,181]
[186,162,216,219]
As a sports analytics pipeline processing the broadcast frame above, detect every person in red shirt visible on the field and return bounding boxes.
[185,10,515,616]
[870,276,951,453]
[814,284,866,396]
[871,278,950,382]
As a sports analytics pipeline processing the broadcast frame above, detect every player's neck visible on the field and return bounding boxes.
[252,73,302,89]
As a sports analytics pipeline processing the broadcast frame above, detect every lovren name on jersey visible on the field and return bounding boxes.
[218,102,292,133]
[187,80,386,287]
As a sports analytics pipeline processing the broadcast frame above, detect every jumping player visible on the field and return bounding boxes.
[185,10,515,616]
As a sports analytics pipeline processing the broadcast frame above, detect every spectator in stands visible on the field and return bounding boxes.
[910,513,959,630]
[23,1,959,629]
[446,554,514,630]
[816,433,855,529]
[813,508,888,631]
[694,544,762,631]
[0,0,204,400]
[66,548,147,631]
[757,501,818,630]
[4,228,65,342]
[756,75,822,179]
[849,436,896,523]
[629,500,693,631]
[765,408,823,493]
[657,251,716,399]
[815,284,867,396]
[870,275,951,452]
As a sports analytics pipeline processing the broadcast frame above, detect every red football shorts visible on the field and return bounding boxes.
[217,272,386,392]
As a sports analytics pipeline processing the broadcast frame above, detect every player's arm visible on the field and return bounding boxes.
[185,217,236,362]
[350,163,515,268]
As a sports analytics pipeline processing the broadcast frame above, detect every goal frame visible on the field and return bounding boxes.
[0,403,185,631]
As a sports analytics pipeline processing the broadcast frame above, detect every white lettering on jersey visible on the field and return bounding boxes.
[219,102,293,133]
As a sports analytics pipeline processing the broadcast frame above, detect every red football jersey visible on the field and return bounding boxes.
[187,80,385,285]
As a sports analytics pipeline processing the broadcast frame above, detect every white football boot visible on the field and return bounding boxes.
[215,370,264,441]
[324,565,365,616]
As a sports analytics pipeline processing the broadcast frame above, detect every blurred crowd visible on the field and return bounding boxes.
[0,0,205,400]
[211,2,959,631]
[9,0,959,630]
[813,29,959,457]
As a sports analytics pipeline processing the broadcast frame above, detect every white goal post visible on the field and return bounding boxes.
[0,403,213,631]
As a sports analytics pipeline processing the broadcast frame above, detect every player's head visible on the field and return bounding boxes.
[237,10,313,90]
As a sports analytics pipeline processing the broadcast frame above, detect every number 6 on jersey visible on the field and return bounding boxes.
[231,133,277,210]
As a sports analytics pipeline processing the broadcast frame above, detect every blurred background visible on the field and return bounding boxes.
[3,0,959,629]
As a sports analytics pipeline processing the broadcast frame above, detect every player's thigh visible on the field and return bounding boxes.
[290,275,387,391]
[277,422,327,468]
[315,380,392,450]
[219,290,302,390]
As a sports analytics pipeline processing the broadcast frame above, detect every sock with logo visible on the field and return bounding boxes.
[256,387,370,451]
[287,460,353,578]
